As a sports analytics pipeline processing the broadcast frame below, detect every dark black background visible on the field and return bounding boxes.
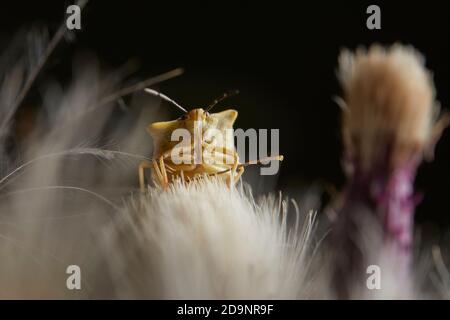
[1,1,450,237]
[0,300,443,319]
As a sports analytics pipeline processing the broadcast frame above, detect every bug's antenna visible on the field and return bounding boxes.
[206,89,240,112]
[144,88,188,113]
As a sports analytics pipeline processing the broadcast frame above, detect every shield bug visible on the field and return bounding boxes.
[139,89,283,191]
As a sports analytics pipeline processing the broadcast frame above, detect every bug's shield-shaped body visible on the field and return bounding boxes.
[139,108,243,190]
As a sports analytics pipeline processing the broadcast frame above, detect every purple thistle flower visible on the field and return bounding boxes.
[331,44,449,298]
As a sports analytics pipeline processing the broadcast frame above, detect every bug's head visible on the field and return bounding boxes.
[180,107,238,128]
[179,108,208,121]
[179,108,225,133]
[145,88,239,133]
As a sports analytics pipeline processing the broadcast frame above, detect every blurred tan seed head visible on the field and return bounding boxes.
[337,44,449,173]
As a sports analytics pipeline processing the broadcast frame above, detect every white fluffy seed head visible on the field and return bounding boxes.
[101,178,320,299]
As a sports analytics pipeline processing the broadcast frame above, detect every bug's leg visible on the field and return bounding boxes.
[239,155,284,166]
[218,147,240,186]
[226,170,233,188]
[159,156,169,190]
[233,166,245,184]
[165,163,176,173]
[203,143,238,162]
[206,167,235,187]
[161,144,199,184]
[152,159,165,188]
[139,160,154,192]
[201,148,240,187]
[161,144,195,161]
[180,170,185,185]
[204,145,239,167]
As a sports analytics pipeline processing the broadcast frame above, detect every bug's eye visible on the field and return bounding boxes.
[178,114,188,120]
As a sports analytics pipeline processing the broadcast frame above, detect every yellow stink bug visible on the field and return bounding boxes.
[139,89,283,191]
